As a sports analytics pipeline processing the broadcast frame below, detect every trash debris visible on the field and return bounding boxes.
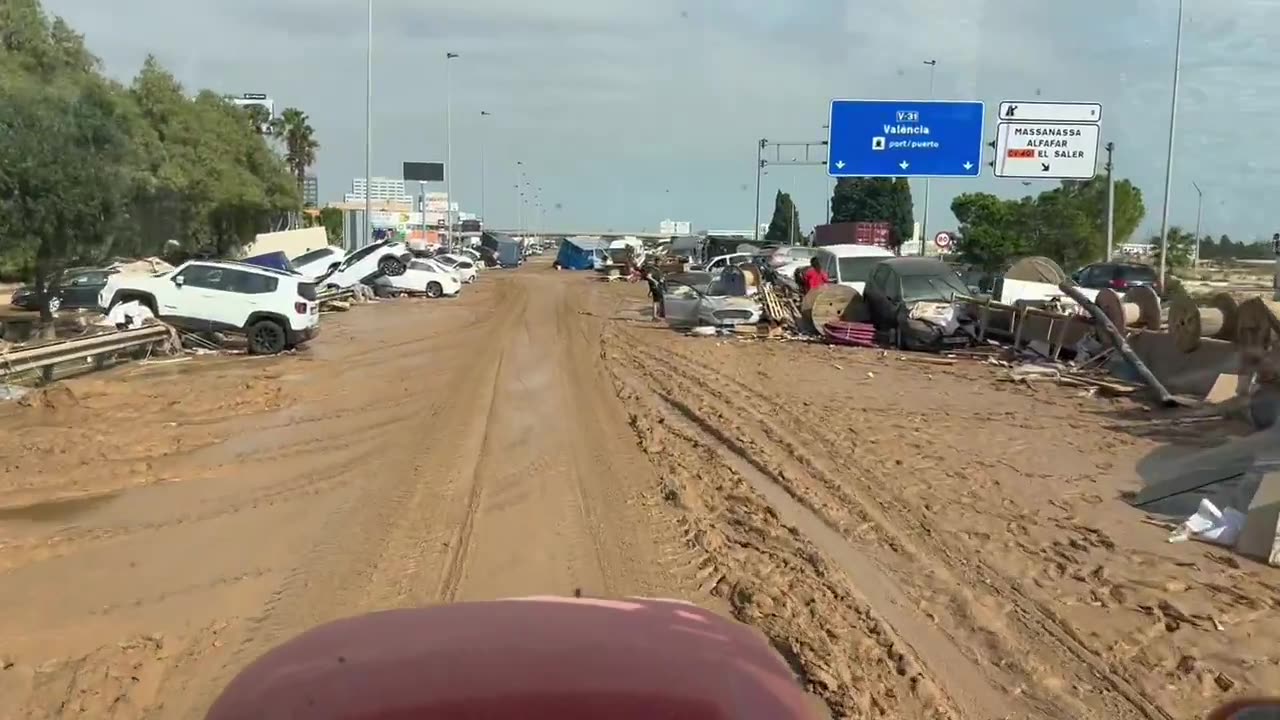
[1168,499,1246,547]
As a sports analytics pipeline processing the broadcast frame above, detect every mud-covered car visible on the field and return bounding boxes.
[862,258,978,351]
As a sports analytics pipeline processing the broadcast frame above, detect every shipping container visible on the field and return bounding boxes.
[813,222,891,248]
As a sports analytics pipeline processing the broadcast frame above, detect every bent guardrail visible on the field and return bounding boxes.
[0,324,171,380]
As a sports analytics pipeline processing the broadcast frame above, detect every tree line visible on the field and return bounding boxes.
[0,0,320,295]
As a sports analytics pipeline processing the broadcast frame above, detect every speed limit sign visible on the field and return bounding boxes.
[934,231,953,249]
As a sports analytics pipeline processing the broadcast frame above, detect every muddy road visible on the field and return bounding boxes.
[0,265,1274,720]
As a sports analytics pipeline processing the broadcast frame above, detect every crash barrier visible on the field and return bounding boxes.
[1168,292,1239,352]
[0,324,171,381]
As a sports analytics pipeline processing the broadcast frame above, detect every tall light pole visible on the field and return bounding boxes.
[1157,0,1185,289]
[479,110,491,225]
[445,52,459,248]
[920,59,937,256]
[754,138,765,242]
[1192,181,1203,268]
[363,0,372,248]
[822,123,832,224]
[515,161,524,234]
[1105,142,1116,260]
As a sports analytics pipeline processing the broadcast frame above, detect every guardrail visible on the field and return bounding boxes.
[0,324,171,380]
[316,287,355,304]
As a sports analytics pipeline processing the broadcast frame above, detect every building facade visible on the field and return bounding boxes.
[344,176,413,205]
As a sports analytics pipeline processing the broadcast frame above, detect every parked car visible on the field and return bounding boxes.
[98,260,319,354]
[862,257,975,351]
[383,259,463,298]
[1071,262,1160,293]
[661,271,762,328]
[291,246,347,280]
[693,252,753,273]
[322,241,412,289]
[10,267,117,313]
[433,254,479,283]
[812,244,896,294]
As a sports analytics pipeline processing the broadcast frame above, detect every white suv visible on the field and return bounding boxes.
[99,260,320,354]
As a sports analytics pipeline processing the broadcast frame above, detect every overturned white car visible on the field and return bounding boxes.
[661,271,761,329]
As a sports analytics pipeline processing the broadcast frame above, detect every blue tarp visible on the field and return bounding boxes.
[242,251,298,274]
[555,237,607,270]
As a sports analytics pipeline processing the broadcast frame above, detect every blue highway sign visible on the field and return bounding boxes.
[826,99,986,178]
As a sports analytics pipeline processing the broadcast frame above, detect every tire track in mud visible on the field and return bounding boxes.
[151,286,524,718]
[610,324,1171,720]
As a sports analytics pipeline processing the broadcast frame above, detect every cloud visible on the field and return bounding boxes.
[42,0,1280,241]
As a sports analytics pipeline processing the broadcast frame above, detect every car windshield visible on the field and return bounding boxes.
[901,272,970,303]
[836,257,887,284]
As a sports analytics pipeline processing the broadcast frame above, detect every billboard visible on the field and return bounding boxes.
[403,161,445,182]
[226,93,275,133]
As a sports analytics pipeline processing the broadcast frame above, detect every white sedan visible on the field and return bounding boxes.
[434,254,479,283]
[387,259,462,298]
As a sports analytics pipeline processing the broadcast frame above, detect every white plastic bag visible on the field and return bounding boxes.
[1169,499,1246,547]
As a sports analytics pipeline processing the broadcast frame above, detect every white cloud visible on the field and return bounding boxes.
[42,0,1280,241]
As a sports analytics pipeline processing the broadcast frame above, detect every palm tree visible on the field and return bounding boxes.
[271,108,320,200]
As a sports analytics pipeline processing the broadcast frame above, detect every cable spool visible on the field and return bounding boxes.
[1235,297,1280,376]
[801,284,857,334]
[1168,292,1239,352]
[1094,285,1162,331]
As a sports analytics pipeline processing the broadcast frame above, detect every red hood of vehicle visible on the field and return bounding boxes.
[205,596,824,720]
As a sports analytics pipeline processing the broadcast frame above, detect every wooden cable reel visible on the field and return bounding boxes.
[801,284,857,334]
[1094,286,1162,331]
[1168,292,1239,352]
[1235,297,1280,381]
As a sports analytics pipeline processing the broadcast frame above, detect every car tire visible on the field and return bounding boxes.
[247,319,287,355]
[425,281,443,298]
[378,256,407,277]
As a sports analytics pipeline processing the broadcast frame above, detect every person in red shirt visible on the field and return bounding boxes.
[801,257,828,294]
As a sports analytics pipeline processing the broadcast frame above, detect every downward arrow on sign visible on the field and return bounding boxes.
[834,160,845,170]
[899,161,910,170]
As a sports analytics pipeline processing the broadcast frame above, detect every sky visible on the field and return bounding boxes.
[42,0,1280,242]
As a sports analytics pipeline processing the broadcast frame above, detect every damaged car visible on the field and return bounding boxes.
[661,270,761,329]
[863,258,978,351]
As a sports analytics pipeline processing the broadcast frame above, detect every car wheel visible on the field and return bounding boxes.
[425,281,443,298]
[378,256,407,277]
[46,296,61,313]
[247,319,287,355]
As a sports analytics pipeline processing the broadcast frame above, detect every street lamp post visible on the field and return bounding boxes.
[822,124,832,224]
[515,161,524,234]
[920,59,937,256]
[445,52,459,249]
[1157,0,1185,289]
[364,0,372,248]
[479,110,491,226]
[1192,181,1203,268]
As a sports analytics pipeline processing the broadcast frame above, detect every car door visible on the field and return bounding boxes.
[62,270,109,309]
[215,268,279,331]
[662,283,703,326]
[167,264,227,331]
[864,265,897,327]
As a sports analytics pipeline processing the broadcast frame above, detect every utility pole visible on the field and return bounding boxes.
[1105,142,1115,260]
[444,52,459,248]
[480,110,491,226]
[754,138,765,243]
[363,0,372,248]
[1157,0,1185,290]
[920,59,937,256]
[1192,181,1203,268]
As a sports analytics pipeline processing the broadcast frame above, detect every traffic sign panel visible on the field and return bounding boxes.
[998,101,1101,124]
[993,122,1100,179]
[934,231,952,249]
[826,99,985,178]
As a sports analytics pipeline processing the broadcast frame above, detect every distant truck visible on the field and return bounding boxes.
[814,222,891,249]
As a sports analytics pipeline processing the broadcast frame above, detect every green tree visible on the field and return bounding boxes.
[829,177,914,250]
[1150,226,1196,270]
[271,107,320,196]
[951,193,1030,272]
[764,190,802,245]
[317,207,344,244]
[0,75,135,319]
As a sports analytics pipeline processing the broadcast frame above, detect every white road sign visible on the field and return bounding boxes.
[994,122,1100,179]
[997,101,1102,124]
